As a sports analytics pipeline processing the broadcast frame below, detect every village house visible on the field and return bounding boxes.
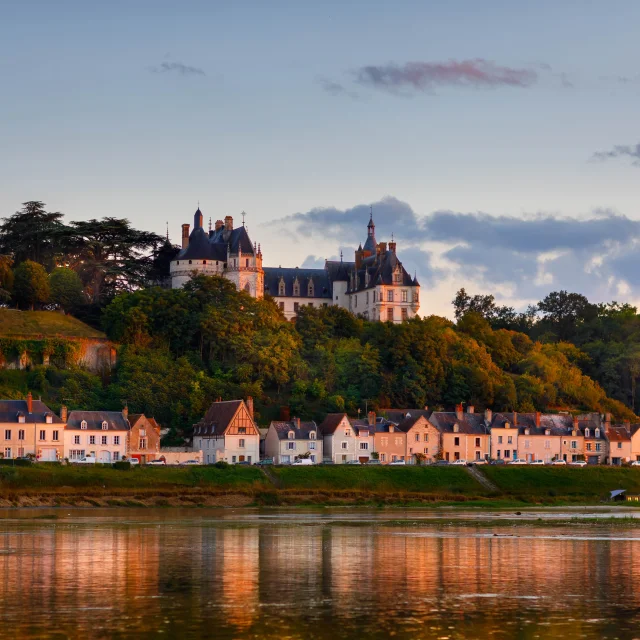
[320,413,357,464]
[430,405,490,462]
[560,416,585,462]
[0,393,64,461]
[127,414,161,464]
[348,417,375,463]
[64,409,130,462]
[488,410,519,461]
[264,418,322,464]
[367,413,406,463]
[631,424,640,462]
[579,413,608,465]
[607,421,632,465]
[398,414,441,464]
[191,398,260,464]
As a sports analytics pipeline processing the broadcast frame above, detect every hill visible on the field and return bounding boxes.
[0,310,105,339]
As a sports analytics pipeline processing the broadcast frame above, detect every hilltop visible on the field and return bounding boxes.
[0,310,105,339]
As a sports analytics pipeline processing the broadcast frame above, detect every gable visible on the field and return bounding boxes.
[226,404,258,436]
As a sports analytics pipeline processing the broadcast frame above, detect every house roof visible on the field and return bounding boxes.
[396,415,429,432]
[348,247,415,293]
[429,411,489,435]
[194,400,247,437]
[270,420,318,440]
[319,413,349,435]
[381,409,432,424]
[263,267,332,299]
[607,425,631,442]
[66,411,130,431]
[325,260,352,282]
[128,414,161,431]
[0,399,61,424]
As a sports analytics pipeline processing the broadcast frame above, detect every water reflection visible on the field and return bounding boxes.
[0,509,638,638]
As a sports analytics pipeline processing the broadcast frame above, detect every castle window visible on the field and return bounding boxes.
[294,302,299,313]
[366,292,369,304]
[189,260,192,264]
[246,259,249,268]
[373,291,376,302]
[308,282,314,297]
[401,308,408,321]
[394,271,402,283]
[279,280,285,296]
[244,283,250,293]
[203,260,207,265]
[354,295,357,308]
[387,290,393,302]
[401,290,407,302]
[585,428,590,437]
[387,308,394,322]
[595,428,600,438]
[176,261,179,265]
[279,302,284,311]
[293,280,300,296]
[414,290,419,302]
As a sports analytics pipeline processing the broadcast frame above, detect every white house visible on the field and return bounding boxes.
[265,418,322,464]
[192,398,260,464]
[64,409,130,462]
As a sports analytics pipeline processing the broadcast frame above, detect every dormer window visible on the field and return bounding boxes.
[345,429,351,437]
[545,429,551,436]
[293,279,300,297]
[81,420,87,430]
[308,281,314,297]
[525,428,530,435]
[595,428,600,438]
[585,428,590,438]
[45,414,53,424]
[278,279,285,296]
[288,431,295,440]
[102,421,108,430]
[453,424,459,433]
[17,414,25,424]
[309,431,316,440]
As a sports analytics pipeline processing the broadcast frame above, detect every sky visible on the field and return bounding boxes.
[1,0,640,318]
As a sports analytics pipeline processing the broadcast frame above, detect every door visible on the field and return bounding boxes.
[98,451,111,463]
[359,456,369,464]
[41,449,56,462]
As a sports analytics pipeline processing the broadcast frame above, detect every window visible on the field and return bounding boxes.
[496,450,501,458]
[287,442,295,450]
[113,452,120,461]
[596,442,602,452]
[387,308,394,322]
[114,436,120,446]
[585,428,590,438]
[401,308,408,321]
[571,440,577,449]
[81,421,87,430]
[310,455,315,462]
[345,429,351,437]
[586,443,592,451]
[39,430,46,441]
[74,435,80,445]
[366,292,369,304]
[279,302,285,311]
[424,433,429,442]
[69,450,85,460]
[524,440,530,449]
[544,440,551,449]
[4,448,10,459]
[279,282,285,296]
[413,291,419,302]
[498,435,503,444]
[475,438,481,447]
[504,450,510,459]
[17,447,24,457]
[89,435,96,445]
[238,427,246,434]
[454,437,460,446]
[387,290,394,302]
[232,456,237,463]
[17,415,24,424]
[309,432,316,440]
[18,430,24,440]
[288,431,295,440]
[140,429,146,437]
[138,437,146,449]
[101,436,108,445]
[341,442,348,450]
[507,436,513,444]
[239,439,245,448]
[618,442,622,449]
[373,291,377,302]
[360,442,369,450]
[415,434,420,442]
[246,258,249,268]
[102,421,108,430]
[45,414,52,424]
[341,455,347,462]
[380,453,386,462]
[53,431,59,441]
[293,281,300,296]
[354,295,357,308]
[4,430,10,440]
[294,302,299,313]
[424,447,429,455]
[401,290,407,302]
[394,271,402,283]
[308,282,314,297]
[595,429,600,438]
[309,442,316,450]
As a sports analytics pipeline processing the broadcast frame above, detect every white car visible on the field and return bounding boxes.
[148,459,166,466]
[180,459,200,466]
[292,458,313,466]
[389,460,406,465]
[632,461,640,467]
[508,459,527,465]
[529,460,544,465]
[127,458,139,466]
[471,459,487,465]
[551,459,567,465]
[451,459,467,465]
[74,456,96,465]
[569,460,587,467]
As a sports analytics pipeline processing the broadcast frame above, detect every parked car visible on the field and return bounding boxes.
[148,459,166,466]
[345,460,361,465]
[292,458,313,466]
[236,461,251,465]
[551,459,567,465]
[451,459,467,465]
[366,459,382,465]
[470,459,487,465]
[529,460,545,465]
[631,460,640,467]
[490,459,505,465]
[127,458,139,466]
[508,459,527,465]
[320,460,335,465]
[75,456,96,465]
[569,460,587,467]
[180,459,200,466]
[434,460,450,466]
[256,458,274,466]
[389,460,406,465]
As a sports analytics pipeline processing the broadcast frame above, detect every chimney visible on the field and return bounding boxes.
[466,405,474,414]
[246,396,254,420]
[624,419,631,433]
[224,216,233,231]
[60,405,68,422]
[294,417,301,429]
[573,416,579,431]
[455,403,463,420]
[122,404,128,420]
[424,405,429,411]
[484,408,492,423]
[605,413,612,431]
[181,224,190,249]
[279,406,290,421]
[513,412,518,426]
[215,220,224,231]
[389,241,396,254]
[26,392,32,414]
[367,411,376,426]
[536,412,542,428]
[378,242,387,253]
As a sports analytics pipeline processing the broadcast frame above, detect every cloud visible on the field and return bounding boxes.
[150,61,205,77]
[278,197,640,309]
[354,59,538,94]
[591,143,640,166]
[317,76,359,99]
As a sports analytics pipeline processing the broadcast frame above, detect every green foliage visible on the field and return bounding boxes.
[13,260,50,309]
[49,267,84,312]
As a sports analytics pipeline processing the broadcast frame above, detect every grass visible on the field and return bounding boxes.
[0,310,105,339]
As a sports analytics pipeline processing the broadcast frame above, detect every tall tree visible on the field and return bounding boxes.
[49,267,84,312]
[0,256,14,302]
[13,260,50,309]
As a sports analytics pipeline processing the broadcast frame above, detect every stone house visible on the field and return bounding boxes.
[320,414,357,464]
[397,415,441,464]
[579,414,608,464]
[64,409,130,463]
[127,414,161,464]
[265,418,322,464]
[488,411,519,461]
[560,416,585,462]
[430,405,490,462]
[192,398,260,465]
[367,413,406,464]
[0,393,64,461]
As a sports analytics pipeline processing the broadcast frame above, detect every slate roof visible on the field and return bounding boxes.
[347,419,374,436]
[381,409,432,424]
[0,399,61,424]
[396,415,430,432]
[607,425,631,442]
[325,260,352,283]
[319,413,349,435]
[66,411,130,431]
[429,411,490,435]
[128,414,161,431]
[270,420,318,439]
[349,248,415,293]
[193,400,247,437]
[263,267,332,299]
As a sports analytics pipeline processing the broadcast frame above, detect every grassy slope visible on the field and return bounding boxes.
[270,466,487,495]
[0,310,105,339]
[482,466,640,501]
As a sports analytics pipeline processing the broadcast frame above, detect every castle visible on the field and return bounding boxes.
[170,207,420,322]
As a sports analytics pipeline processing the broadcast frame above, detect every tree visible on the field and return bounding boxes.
[536,290,598,340]
[13,260,50,309]
[49,267,84,312]
[0,255,14,302]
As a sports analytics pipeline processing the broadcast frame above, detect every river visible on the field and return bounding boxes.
[0,507,639,639]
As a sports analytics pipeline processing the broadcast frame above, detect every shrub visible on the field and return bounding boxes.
[214,461,229,469]
[0,458,31,467]
[112,460,131,471]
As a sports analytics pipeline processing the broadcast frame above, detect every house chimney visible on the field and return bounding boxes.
[455,404,463,420]
[60,405,68,422]
[246,396,254,420]
[215,220,224,231]
[466,405,474,414]
[367,411,376,426]
[536,412,542,428]
[181,224,190,249]
[378,242,387,253]
[484,408,492,423]
[573,416,579,430]
[624,419,631,433]
[513,412,518,426]
[26,392,33,414]
[122,404,128,420]
[224,216,233,231]
[389,241,396,254]
[605,413,612,432]
[293,417,301,429]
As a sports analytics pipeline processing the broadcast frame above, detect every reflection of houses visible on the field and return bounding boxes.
[64,408,129,462]
[191,398,260,465]
[264,418,322,464]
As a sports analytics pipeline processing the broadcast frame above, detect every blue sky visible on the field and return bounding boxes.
[2,1,639,316]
